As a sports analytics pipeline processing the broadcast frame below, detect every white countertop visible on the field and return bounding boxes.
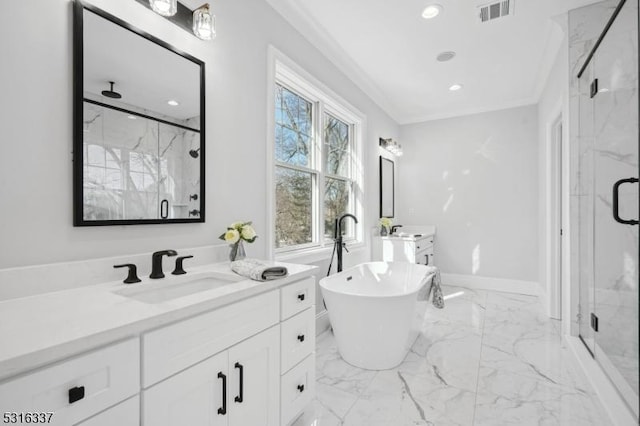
[0,261,317,381]
[380,225,436,241]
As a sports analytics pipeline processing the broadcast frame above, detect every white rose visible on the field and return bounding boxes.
[224,229,240,244]
[230,221,244,230]
[241,225,256,241]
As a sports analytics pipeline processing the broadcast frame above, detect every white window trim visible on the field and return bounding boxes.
[266,46,366,261]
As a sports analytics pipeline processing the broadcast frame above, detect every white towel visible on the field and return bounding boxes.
[417,266,445,309]
[230,258,288,281]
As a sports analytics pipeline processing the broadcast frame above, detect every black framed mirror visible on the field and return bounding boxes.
[73,1,205,226]
[379,156,394,218]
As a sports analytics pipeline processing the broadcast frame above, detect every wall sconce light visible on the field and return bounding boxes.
[138,0,216,41]
[149,0,177,17]
[192,4,216,40]
[379,138,403,156]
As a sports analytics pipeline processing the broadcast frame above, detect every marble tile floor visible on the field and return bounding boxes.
[293,286,609,426]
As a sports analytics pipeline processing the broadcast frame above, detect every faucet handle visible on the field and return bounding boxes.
[114,264,142,284]
[172,255,194,275]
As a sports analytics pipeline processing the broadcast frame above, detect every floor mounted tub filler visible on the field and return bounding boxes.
[319,261,434,370]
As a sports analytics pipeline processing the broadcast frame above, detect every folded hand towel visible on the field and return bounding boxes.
[231,258,288,281]
[417,266,444,309]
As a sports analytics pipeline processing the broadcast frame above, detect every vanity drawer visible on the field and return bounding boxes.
[281,354,315,426]
[0,338,139,426]
[281,308,315,373]
[142,290,279,387]
[76,395,139,426]
[281,277,315,320]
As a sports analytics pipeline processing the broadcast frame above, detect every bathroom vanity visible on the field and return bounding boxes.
[0,262,317,426]
[372,225,436,266]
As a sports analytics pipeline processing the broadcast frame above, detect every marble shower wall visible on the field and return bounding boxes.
[83,102,201,220]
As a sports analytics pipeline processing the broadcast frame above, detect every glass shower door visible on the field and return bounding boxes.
[591,0,639,415]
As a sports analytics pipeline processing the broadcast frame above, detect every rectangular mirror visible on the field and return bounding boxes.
[73,1,205,225]
[379,156,394,218]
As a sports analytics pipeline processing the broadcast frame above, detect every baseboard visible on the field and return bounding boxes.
[316,310,331,336]
[440,273,539,296]
[565,336,637,426]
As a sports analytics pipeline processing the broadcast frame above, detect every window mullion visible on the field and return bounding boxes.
[315,100,324,246]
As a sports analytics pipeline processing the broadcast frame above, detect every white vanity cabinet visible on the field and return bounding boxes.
[279,277,316,426]
[0,338,139,426]
[373,234,435,266]
[143,326,280,426]
[0,267,317,426]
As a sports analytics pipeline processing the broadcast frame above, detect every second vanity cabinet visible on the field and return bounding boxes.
[373,234,435,266]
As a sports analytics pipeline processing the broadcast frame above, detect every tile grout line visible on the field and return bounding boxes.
[471,291,489,426]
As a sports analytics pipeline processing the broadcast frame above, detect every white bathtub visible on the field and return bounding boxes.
[319,261,433,370]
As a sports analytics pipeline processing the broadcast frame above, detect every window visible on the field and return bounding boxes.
[272,64,362,254]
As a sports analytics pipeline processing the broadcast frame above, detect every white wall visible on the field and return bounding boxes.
[0,0,398,269]
[397,105,539,284]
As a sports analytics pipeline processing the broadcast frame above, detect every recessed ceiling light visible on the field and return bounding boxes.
[422,4,443,19]
[436,51,456,62]
[449,84,463,91]
[127,115,137,120]
[167,100,179,106]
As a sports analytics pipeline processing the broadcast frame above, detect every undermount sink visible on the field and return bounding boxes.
[114,271,243,304]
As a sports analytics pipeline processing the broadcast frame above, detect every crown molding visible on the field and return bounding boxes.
[266,0,404,123]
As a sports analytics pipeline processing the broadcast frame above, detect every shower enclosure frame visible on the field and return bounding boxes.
[574,0,640,417]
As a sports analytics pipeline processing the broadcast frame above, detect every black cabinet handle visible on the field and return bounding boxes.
[234,362,244,403]
[425,255,429,266]
[160,199,169,219]
[297,334,305,342]
[613,178,639,225]
[297,293,305,301]
[68,386,85,404]
[217,372,227,415]
[297,384,305,393]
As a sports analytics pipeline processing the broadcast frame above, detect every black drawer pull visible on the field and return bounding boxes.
[297,293,305,301]
[297,334,305,342]
[217,372,227,415]
[234,362,244,403]
[68,386,85,404]
[297,384,305,393]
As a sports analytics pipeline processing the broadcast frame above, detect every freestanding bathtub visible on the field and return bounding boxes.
[319,261,433,370]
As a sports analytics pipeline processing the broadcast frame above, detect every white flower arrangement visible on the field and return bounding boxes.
[379,217,392,229]
[219,221,258,244]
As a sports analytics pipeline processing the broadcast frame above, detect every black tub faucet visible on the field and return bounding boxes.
[335,213,358,273]
[150,250,178,279]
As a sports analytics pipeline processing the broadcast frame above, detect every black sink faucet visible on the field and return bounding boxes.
[391,225,403,234]
[150,250,178,279]
[335,213,358,273]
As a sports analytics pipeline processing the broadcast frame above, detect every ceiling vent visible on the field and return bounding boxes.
[478,0,514,23]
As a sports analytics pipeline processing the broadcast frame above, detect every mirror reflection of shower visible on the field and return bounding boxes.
[189,147,201,158]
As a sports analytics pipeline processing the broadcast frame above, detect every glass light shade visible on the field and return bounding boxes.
[193,5,216,40]
[150,0,177,17]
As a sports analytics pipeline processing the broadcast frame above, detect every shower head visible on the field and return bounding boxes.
[101,81,122,99]
[189,148,201,158]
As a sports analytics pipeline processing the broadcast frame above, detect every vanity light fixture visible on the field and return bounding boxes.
[422,4,443,19]
[379,138,403,157]
[192,4,216,40]
[449,83,463,91]
[149,0,177,17]
[167,99,180,106]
